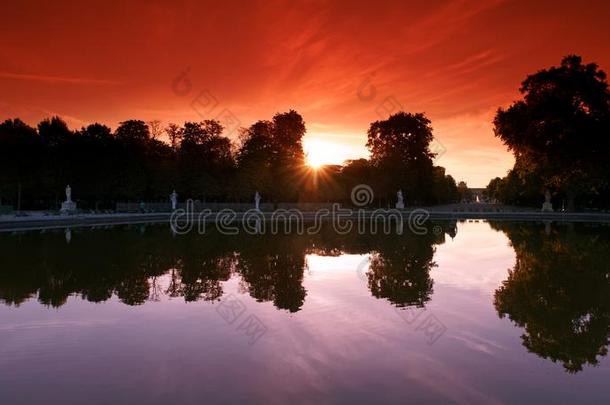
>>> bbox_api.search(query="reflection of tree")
[308,225,443,307]
[165,268,183,298]
[0,226,304,310]
[364,230,440,307]
[0,227,226,307]
[116,277,150,306]
[492,222,610,373]
[179,256,235,302]
[0,222,448,312]
[237,236,307,313]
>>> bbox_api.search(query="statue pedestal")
[541,202,553,212]
[395,202,404,209]
[60,201,77,214]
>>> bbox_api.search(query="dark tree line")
[0,110,458,210]
[0,222,447,311]
[487,55,610,210]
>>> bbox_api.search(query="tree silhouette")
[0,119,41,210]
[0,109,459,209]
[236,120,275,199]
[367,112,455,206]
[493,55,610,210]
[492,222,610,373]
[0,222,452,312]
[178,120,234,200]
[432,166,459,204]
[236,234,308,313]
[363,228,440,307]
[269,110,307,202]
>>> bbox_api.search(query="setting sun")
[304,138,366,168]
[4,1,610,403]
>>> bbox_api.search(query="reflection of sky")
[1,222,610,403]
[432,221,515,293]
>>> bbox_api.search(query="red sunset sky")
[2,0,610,186]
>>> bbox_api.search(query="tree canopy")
[366,112,457,205]
[0,110,458,210]
[492,55,610,210]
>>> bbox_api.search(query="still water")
[1,221,609,403]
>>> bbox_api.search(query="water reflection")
[366,232,438,307]
[2,221,610,375]
[491,221,610,373]
[0,224,445,311]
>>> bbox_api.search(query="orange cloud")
[1,0,610,186]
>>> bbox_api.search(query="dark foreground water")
[1,221,610,404]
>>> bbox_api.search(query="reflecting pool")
[1,221,610,403]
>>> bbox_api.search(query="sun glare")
[306,152,327,168]
[304,139,349,168]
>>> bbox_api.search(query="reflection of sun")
[304,139,346,168]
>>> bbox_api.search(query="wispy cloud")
[0,71,121,85]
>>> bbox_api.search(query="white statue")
[170,190,178,211]
[541,190,553,212]
[254,191,261,211]
[60,185,77,214]
[395,189,404,209]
